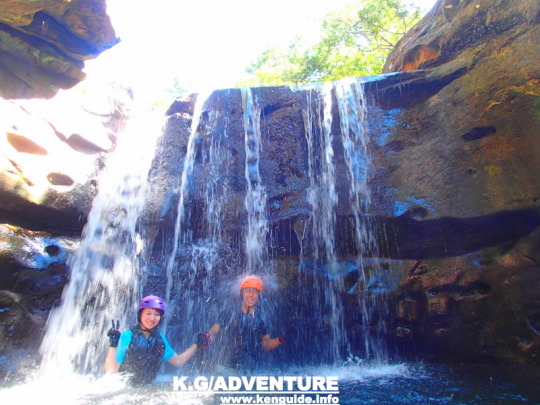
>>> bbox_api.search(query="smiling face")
[241,287,260,310]
[139,308,162,331]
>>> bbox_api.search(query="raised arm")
[104,320,121,373]
[208,323,220,336]
[261,334,283,351]
[167,343,198,367]
[104,347,120,373]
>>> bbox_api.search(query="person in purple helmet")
[104,295,209,385]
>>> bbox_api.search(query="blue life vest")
[119,327,165,385]
[221,309,267,371]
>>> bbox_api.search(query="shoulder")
[159,333,176,361]
[119,330,133,345]
[158,333,174,351]
[159,333,170,345]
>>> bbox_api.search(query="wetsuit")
[216,308,268,372]
[116,327,175,385]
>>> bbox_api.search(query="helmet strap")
[139,324,159,336]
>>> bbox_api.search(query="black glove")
[196,332,211,349]
[278,325,296,344]
[107,320,121,347]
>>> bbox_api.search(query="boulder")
[0,81,133,233]
[0,0,118,99]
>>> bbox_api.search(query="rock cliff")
[0,0,539,376]
[0,0,118,99]
[0,0,127,378]
[146,0,540,365]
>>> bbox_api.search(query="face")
[140,308,161,330]
[242,287,260,307]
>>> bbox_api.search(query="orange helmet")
[240,276,263,291]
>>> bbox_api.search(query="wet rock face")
[0,83,132,233]
[0,0,118,99]
[0,289,46,382]
[0,224,78,381]
[147,0,540,365]
[0,224,76,288]
[394,229,540,364]
[376,0,540,364]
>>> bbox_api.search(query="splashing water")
[38,109,161,377]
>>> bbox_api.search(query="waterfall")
[156,89,274,368]
[300,83,348,363]
[157,90,237,354]
[35,80,386,381]
[241,88,269,274]
[335,79,388,362]
[38,110,161,376]
[297,79,388,364]
[160,91,211,332]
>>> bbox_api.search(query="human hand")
[107,320,121,347]
[196,332,211,349]
[278,325,296,344]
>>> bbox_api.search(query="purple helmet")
[138,295,166,313]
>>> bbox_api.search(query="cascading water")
[335,78,389,363]
[295,79,389,365]
[154,91,238,361]
[3,80,538,405]
[159,91,211,332]
[38,110,162,376]
[241,88,269,275]
[300,83,348,364]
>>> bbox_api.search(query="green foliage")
[145,76,188,113]
[167,76,188,98]
[238,0,423,87]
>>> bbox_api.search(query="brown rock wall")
[0,0,118,98]
[379,0,540,364]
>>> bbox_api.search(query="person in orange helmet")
[201,276,285,373]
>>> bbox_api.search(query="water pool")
[1,362,538,404]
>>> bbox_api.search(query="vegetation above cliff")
[236,0,423,87]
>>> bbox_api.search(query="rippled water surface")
[2,363,539,405]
